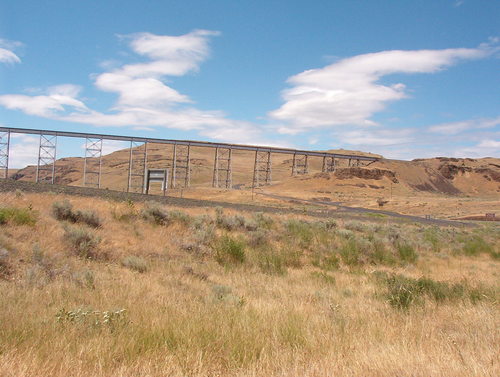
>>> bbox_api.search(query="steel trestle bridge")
[0,126,379,193]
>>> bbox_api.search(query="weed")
[214,235,246,266]
[371,240,396,265]
[256,249,287,275]
[339,238,361,266]
[252,212,274,229]
[462,236,494,257]
[381,273,495,310]
[211,284,245,306]
[122,256,148,273]
[247,229,270,248]
[141,202,171,226]
[169,210,192,226]
[284,220,314,248]
[0,206,37,226]
[310,271,336,285]
[0,248,12,279]
[56,308,127,328]
[63,225,101,259]
[396,243,418,264]
[52,200,101,228]
[72,269,96,289]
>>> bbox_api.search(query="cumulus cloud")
[0,30,272,145]
[270,42,497,134]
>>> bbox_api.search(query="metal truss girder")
[127,141,148,193]
[252,150,272,187]
[212,147,232,189]
[292,153,308,175]
[0,127,379,163]
[0,131,10,179]
[36,134,57,184]
[83,137,103,188]
[172,144,190,189]
[322,156,336,173]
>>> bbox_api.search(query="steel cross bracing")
[253,150,272,187]
[36,134,57,184]
[0,127,379,163]
[0,131,10,179]
[127,141,148,193]
[322,156,336,172]
[292,153,308,175]
[83,138,103,188]
[172,144,190,189]
[212,147,232,189]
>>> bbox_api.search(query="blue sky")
[0,0,499,166]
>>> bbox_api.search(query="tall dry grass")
[0,191,498,376]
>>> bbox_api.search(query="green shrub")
[52,200,101,228]
[121,256,148,273]
[339,239,361,266]
[252,212,274,229]
[215,208,247,230]
[63,225,101,259]
[381,273,494,310]
[247,229,270,248]
[0,206,37,226]
[141,202,171,226]
[169,210,192,226]
[371,240,396,265]
[284,220,314,248]
[396,243,418,264]
[214,235,246,266]
[463,236,494,256]
[256,249,286,275]
[311,250,340,271]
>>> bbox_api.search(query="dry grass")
[0,191,498,376]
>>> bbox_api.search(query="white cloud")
[8,134,39,168]
[0,30,271,145]
[270,42,497,133]
[335,128,415,147]
[0,38,22,64]
[428,117,500,135]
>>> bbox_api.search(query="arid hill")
[11,144,500,199]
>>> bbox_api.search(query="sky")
[0,0,499,167]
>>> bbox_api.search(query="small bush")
[339,239,361,266]
[169,210,192,226]
[0,206,37,226]
[121,256,148,273]
[285,220,314,248]
[371,240,396,265]
[256,249,287,275]
[463,236,494,257]
[111,202,138,222]
[141,202,170,226]
[247,229,270,248]
[381,273,494,310]
[0,248,12,279]
[215,208,247,231]
[253,212,274,229]
[52,200,75,222]
[214,235,246,266]
[52,200,101,228]
[397,243,418,264]
[63,225,101,259]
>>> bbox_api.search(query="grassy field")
[0,190,498,376]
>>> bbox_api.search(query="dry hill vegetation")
[0,190,499,376]
[11,144,500,219]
